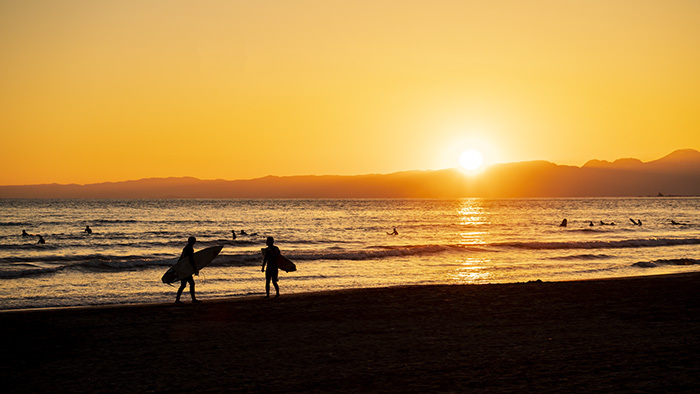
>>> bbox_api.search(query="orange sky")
[2,0,700,185]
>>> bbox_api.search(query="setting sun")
[459,149,484,171]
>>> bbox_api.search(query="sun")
[459,149,484,171]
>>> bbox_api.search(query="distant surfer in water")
[559,219,568,227]
[231,230,237,240]
[387,227,398,235]
[261,236,280,298]
[176,236,201,304]
[37,235,45,244]
[22,230,30,236]
[84,226,92,235]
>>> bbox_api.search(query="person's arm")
[261,248,268,272]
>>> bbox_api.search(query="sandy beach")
[2,273,699,393]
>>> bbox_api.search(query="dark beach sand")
[2,273,699,393]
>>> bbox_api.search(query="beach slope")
[2,273,699,392]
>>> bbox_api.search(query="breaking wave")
[496,237,700,250]
[632,258,700,268]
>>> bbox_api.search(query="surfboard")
[161,245,223,284]
[261,248,297,272]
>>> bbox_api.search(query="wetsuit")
[263,245,280,296]
[177,243,197,302]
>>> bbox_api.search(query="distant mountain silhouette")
[2,149,699,198]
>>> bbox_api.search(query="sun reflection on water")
[458,199,489,245]
[452,200,493,283]
[450,258,492,284]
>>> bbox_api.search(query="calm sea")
[1,198,699,310]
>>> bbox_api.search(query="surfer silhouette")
[22,229,30,236]
[261,236,280,298]
[387,227,399,235]
[231,230,237,240]
[37,235,45,244]
[176,236,201,304]
[559,219,568,227]
[84,226,92,235]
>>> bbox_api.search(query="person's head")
[188,236,196,245]
[266,236,274,246]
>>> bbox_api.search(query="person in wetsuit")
[176,236,201,304]
[261,236,280,298]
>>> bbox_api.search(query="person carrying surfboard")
[261,236,281,298]
[176,236,201,304]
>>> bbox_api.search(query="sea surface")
[1,198,699,310]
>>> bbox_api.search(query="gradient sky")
[2,0,700,185]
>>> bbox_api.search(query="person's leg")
[272,270,279,297]
[188,276,198,302]
[265,273,271,297]
[176,279,187,303]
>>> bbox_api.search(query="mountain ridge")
[2,149,699,198]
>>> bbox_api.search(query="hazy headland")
[2,149,699,198]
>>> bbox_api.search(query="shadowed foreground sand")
[2,273,699,393]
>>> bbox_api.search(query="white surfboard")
[161,245,223,284]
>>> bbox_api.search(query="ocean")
[1,198,699,310]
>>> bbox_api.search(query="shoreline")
[3,272,699,392]
[2,271,699,314]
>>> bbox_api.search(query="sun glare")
[459,149,484,171]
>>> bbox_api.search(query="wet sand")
[2,273,699,393]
